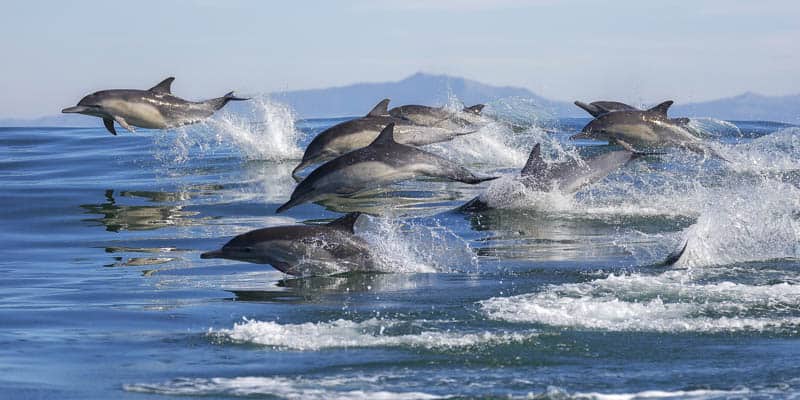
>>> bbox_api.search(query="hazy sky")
[1,0,798,117]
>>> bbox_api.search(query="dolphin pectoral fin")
[113,116,135,133]
[463,104,485,115]
[460,174,499,184]
[103,118,117,135]
[670,117,691,126]
[616,139,665,158]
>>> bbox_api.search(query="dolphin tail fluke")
[207,92,251,111]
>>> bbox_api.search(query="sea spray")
[152,96,304,166]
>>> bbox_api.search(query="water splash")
[151,96,304,165]
[357,215,479,274]
[208,96,304,161]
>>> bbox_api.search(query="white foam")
[481,269,800,333]
[124,376,445,399]
[211,318,534,351]
[570,388,751,400]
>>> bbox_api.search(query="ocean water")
[1,98,800,399]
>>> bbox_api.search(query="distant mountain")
[673,92,800,123]
[271,72,575,118]
[2,73,797,126]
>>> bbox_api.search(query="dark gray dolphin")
[61,77,249,135]
[459,142,643,212]
[292,99,479,180]
[574,100,692,125]
[201,212,374,276]
[389,103,486,128]
[574,100,638,117]
[279,123,498,213]
[570,100,719,158]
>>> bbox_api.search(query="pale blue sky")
[1,0,798,117]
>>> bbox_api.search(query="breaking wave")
[209,317,535,351]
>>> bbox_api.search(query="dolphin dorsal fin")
[463,104,485,114]
[327,212,362,233]
[366,99,390,117]
[647,100,673,116]
[521,143,547,176]
[149,77,175,94]
[369,123,397,146]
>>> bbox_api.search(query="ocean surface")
[1,99,799,399]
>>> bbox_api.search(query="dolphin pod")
[292,99,485,180]
[62,77,249,135]
[61,80,695,275]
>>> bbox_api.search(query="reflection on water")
[229,273,432,303]
[467,209,690,262]
[80,189,205,232]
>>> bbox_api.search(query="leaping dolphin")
[459,142,645,212]
[573,100,692,125]
[573,100,638,117]
[62,77,249,135]
[389,103,487,129]
[570,100,722,159]
[201,212,375,276]
[278,123,498,213]
[292,99,479,180]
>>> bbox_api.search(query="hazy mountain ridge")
[3,73,798,126]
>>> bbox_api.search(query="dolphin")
[574,100,692,125]
[278,123,498,213]
[389,103,487,128]
[570,100,719,158]
[292,99,479,180]
[61,77,249,135]
[573,100,638,117]
[201,212,375,276]
[459,142,644,212]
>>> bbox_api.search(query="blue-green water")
[1,100,799,399]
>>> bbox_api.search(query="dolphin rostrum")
[201,212,375,276]
[389,103,486,129]
[570,100,720,158]
[278,123,498,213]
[292,99,479,180]
[459,142,644,212]
[62,77,249,135]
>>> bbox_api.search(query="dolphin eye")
[242,247,253,253]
